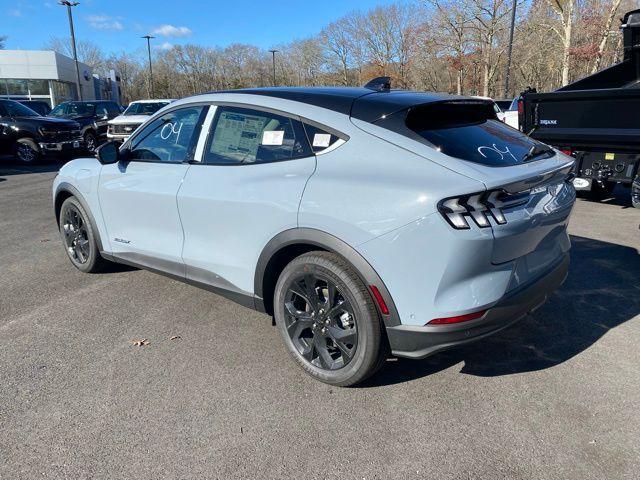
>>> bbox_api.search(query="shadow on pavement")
[361,235,640,387]
[577,184,633,209]
[0,155,67,178]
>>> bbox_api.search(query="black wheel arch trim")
[54,182,105,252]
[254,228,401,327]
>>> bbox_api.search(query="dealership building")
[0,50,121,107]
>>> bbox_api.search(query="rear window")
[405,102,547,166]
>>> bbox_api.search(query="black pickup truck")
[521,9,640,207]
[0,99,83,163]
[48,100,121,152]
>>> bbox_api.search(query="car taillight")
[438,190,528,230]
[560,148,572,156]
[427,309,487,325]
[517,99,524,115]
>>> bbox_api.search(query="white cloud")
[156,42,174,51]
[87,14,124,31]
[151,24,192,38]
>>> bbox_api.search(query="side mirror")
[96,141,120,164]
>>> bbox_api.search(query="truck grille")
[42,130,82,141]
[109,124,138,135]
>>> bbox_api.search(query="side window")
[97,104,109,118]
[0,103,7,117]
[303,123,343,153]
[203,106,311,165]
[128,106,205,163]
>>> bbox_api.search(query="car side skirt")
[100,251,258,311]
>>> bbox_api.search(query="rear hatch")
[353,97,576,265]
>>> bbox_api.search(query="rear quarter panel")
[299,125,485,247]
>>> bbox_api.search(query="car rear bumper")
[386,253,569,359]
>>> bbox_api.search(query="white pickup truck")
[107,99,175,142]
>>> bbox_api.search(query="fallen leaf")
[133,339,149,347]
[40,239,50,243]
[169,335,181,341]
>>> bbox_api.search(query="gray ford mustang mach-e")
[53,81,576,385]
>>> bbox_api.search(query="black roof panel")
[235,87,373,116]
[228,87,466,122]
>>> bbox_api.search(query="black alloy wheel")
[274,251,386,386]
[284,272,358,370]
[61,204,90,264]
[15,139,40,163]
[58,196,107,273]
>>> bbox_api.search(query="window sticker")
[262,130,285,146]
[211,112,266,161]
[313,133,331,148]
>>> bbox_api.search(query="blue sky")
[2,0,401,55]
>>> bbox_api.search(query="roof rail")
[363,76,391,92]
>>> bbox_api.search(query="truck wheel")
[273,251,387,386]
[632,175,640,209]
[84,131,98,153]
[14,138,42,164]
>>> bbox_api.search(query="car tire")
[632,175,640,209]
[14,138,41,164]
[84,131,98,153]
[274,251,387,386]
[58,196,108,273]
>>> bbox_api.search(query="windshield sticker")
[262,130,284,146]
[313,133,331,148]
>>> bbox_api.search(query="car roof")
[215,87,465,122]
[129,99,175,104]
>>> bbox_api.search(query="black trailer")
[521,9,640,207]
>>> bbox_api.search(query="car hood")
[50,114,96,122]
[108,114,149,125]
[20,116,81,129]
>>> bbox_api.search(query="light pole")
[142,35,155,97]
[269,49,278,86]
[59,1,83,101]
[504,0,517,98]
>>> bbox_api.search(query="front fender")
[53,182,106,252]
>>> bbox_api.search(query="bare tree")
[426,0,475,94]
[322,18,354,85]
[545,0,577,86]
[32,1,626,103]
[591,0,623,73]
[44,37,107,75]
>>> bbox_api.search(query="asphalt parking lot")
[1,159,639,479]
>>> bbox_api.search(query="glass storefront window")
[51,80,77,103]
[6,79,28,95]
[28,80,49,95]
